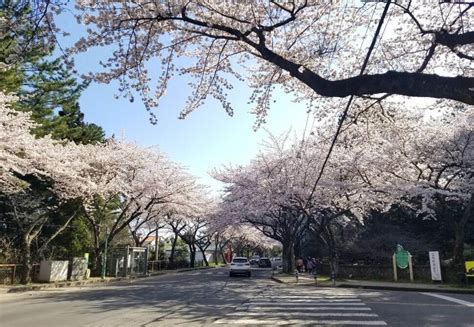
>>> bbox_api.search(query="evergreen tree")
[0,1,105,144]
[0,1,105,269]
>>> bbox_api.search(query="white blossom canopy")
[69,0,473,124]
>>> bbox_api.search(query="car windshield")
[260,259,270,262]
[233,258,248,263]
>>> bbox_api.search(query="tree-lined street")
[1,1,473,325]
[1,268,473,326]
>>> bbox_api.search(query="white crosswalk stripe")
[214,288,387,325]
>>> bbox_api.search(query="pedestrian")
[311,258,318,276]
[307,258,314,274]
[296,258,304,273]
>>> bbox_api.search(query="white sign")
[429,251,442,281]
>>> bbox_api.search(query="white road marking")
[248,301,366,306]
[214,289,387,325]
[286,291,357,298]
[214,319,387,325]
[255,296,361,303]
[237,306,372,311]
[227,312,379,317]
[420,292,474,307]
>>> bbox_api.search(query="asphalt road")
[0,267,473,326]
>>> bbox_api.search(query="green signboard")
[395,244,409,269]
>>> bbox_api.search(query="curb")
[5,277,127,293]
[270,275,474,294]
[271,275,284,283]
[337,283,474,295]
[2,266,217,294]
[271,275,333,286]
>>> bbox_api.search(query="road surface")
[1,267,473,326]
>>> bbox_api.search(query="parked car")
[249,255,260,266]
[271,257,282,269]
[229,257,251,277]
[258,257,272,268]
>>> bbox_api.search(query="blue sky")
[79,78,310,193]
[56,11,311,194]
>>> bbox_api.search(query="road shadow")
[21,268,274,326]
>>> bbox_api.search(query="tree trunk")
[219,247,226,264]
[322,226,340,277]
[282,240,295,274]
[92,248,103,277]
[214,236,219,265]
[198,246,209,266]
[452,194,473,269]
[328,250,340,277]
[169,235,178,268]
[20,238,32,284]
[189,244,196,268]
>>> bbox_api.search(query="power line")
[306,0,393,207]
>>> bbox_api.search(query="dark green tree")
[0,2,106,279]
[1,1,105,144]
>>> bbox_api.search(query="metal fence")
[0,264,40,285]
[147,260,206,272]
[320,263,461,283]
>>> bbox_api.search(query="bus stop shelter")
[107,246,148,277]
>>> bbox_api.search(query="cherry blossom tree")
[343,103,473,267]
[166,212,188,267]
[66,0,472,124]
[79,140,202,273]
[128,209,166,247]
[161,189,215,267]
[214,123,407,273]
[0,92,99,283]
[214,134,323,273]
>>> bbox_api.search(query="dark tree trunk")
[282,240,295,274]
[198,246,209,266]
[169,234,179,267]
[189,244,196,268]
[328,250,340,277]
[219,247,227,264]
[321,226,340,277]
[20,238,32,284]
[213,236,219,265]
[201,248,209,266]
[294,239,301,258]
[92,248,103,277]
[452,194,473,269]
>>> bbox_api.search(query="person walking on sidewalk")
[311,258,318,276]
[307,258,314,274]
[296,258,304,273]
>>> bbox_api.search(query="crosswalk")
[214,288,387,325]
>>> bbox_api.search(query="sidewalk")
[271,273,474,294]
[0,266,216,294]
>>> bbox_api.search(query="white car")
[229,257,251,277]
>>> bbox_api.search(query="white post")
[392,254,398,281]
[408,254,414,282]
